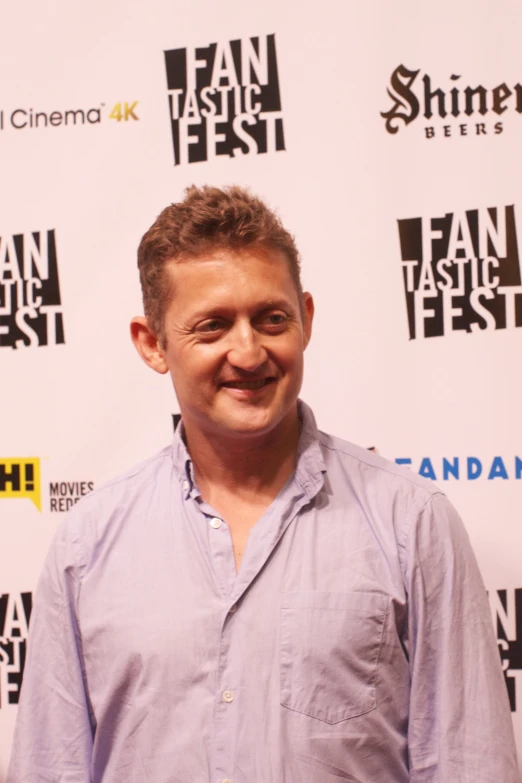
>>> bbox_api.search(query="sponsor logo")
[395,455,522,481]
[381,64,522,138]
[49,481,94,512]
[0,592,32,708]
[0,101,139,133]
[0,229,64,349]
[164,34,285,165]
[397,205,522,339]
[0,458,94,512]
[0,459,41,510]
[489,588,522,711]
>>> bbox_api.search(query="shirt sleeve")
[405,491,520,782]
[6,517,94,783]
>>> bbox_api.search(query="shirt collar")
[294,400,327,500]
[171,399,326,501]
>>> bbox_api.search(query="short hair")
[137,185,302,342]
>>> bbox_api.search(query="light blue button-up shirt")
[8,402,519,782]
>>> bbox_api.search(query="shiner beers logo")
[0,592,32,708]
[397,205,522,339]
[0,229,64,349]
[164,34,285,165]
[381,64,522,138]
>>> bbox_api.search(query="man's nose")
[226,322,268,372]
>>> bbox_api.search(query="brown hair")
[137,185,302,342]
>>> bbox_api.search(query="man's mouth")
[220,378,275,391]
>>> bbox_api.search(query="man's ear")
[302,292,314,349]
[130,316,169,374]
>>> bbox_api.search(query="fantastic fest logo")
[0,229,64,349]
[0,458,93,512]
[164,34,285,165]
[381,64,522,138]
[397,205,522,339]
[489,588,522,711]
[0,592,32,708]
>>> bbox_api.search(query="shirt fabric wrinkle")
[6,399,519,783]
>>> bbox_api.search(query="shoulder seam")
[318,433,443,499]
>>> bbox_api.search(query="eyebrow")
[190,299,296,321]
[256,299,295,311]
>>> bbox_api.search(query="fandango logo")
[395,455,522,481]
[381,64,522,138]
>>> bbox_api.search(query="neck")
[183,408,301,501]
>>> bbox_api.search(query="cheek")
[274,337,305,368]
[172,345,223,383]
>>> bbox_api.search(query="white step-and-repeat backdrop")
[1,0,521,777]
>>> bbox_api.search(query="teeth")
[224,379,268,390]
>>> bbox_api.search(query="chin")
[215,409,281,438]
[223,417,275,436]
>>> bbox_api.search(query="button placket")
[205,513,237,598]
[213,602,240,783]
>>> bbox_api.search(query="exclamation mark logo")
[25,464,34,492]
[0,458,41,510]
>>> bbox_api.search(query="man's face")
[157,246,313,443]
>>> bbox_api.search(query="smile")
[220,378,275,391]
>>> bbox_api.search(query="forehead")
[165,247,298,305]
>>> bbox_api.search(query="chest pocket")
[280,591,389,724]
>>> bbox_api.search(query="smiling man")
[131,216,313,572]
[8,186,519,783]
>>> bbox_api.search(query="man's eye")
[197,319,225,334]
[263,313,287,327]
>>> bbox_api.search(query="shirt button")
[221,779,232,783]
[182,480,189,492]
[229,604,237,613]
[210,517,222,529]
[222,690,234,703]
